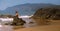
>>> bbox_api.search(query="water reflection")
[0,25,13,31]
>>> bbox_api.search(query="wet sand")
[14,25,60,31]
[14,19,60,31]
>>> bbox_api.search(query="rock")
[11,16,26,26]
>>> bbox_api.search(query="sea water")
[0,18,37,31]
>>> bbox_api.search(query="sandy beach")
[14,24,60,31]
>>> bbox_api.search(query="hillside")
[0,3,58,16]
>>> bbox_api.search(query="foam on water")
[0,15,37,31]
[0,25,13,31]
[19,15,32,18]
[0,25,2,27]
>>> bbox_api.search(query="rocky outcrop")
[31,8,60,25]
[11,16,26,26]
[32,8,60,20]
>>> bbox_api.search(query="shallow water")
[0,25,13,31]
[22,18,37,28]
[0,18,37,31]
[0,18,60,31]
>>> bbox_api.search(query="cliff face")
[31,8,60,25]
[33,8,60,20]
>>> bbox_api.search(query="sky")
[0,0,60,10]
